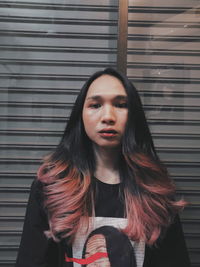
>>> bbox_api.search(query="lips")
[98,129,118,138]
[99,129,117,134]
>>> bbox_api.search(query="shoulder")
[28,179,47,211]
[31,178,44,191]
[30,179,44,197]
[144,215,190,267]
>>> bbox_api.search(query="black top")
[15,179,191,267]
[93,177,124,217]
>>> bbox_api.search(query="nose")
[101,105,116,124]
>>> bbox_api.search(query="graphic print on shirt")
[65,217,145,267]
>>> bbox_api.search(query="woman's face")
[82,75,128,149]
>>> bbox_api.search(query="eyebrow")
[86,95,127,101]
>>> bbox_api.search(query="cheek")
[82,111,97,138]
[82,109,91,129]
[119,111,128,126]
[83,110,98,127]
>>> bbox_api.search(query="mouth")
[98,129,118,138]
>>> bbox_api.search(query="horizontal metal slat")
[128,34,200,42]
[129,76,200,84]
[0,16,118,25]
[128,7,195,14]
[0,59,116,66]
[128,48,200,56]
[0,2,118,11]
[0,129,199,138]
[128,21,200,28]
[1,101,200,110]
[0,157,200,166]
[127,62,200,70]
[0,30,118,39]
[1,115,200,124]
[1,143,200,152]
[0,44,117,53]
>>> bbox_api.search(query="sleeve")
[15,180,61,267]
[143,215,191,267]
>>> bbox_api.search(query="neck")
[93,145,121,184]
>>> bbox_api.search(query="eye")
[115,102,128,108]
[89,103,101,109]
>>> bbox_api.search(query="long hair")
[37,67,186,244]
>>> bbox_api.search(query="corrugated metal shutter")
[127,0,200,266]
[0,0,119,265]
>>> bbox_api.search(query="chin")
[98,142,121,149]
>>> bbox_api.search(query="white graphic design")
[71,217,145,267]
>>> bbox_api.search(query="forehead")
[86,74,127,97]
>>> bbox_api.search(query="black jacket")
[15,180,191,267]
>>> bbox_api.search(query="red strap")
[65,252,108,264]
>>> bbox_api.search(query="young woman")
[15,68,190,267]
